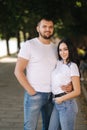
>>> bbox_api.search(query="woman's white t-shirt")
[51,60,80,95]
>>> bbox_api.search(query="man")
[14,17,72,130]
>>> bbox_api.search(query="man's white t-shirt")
[51,60,80,95]
[18,38,57,92]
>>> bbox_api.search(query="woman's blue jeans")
[48,99,78,130]
[24,91,53,130]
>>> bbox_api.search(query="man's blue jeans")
[48,99,78,130]
[24,91,53,130]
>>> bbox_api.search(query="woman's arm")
[55,76,81,104]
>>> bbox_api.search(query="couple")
[14,17,81,130]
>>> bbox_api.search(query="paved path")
[0,56,87,130]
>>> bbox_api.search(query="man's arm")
[14,57,36,95]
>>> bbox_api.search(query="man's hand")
[28,87,37,96]
[61,82,73,93]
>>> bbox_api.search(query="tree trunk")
[6,37,10,56]
[17,31,20,52]
[23,30,26,41]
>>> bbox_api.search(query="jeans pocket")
[55,102,66,111]
[24,91,42,107]
[65,99,78,114]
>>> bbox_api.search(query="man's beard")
[39,32,53,39]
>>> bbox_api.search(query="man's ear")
[36,26,39,33]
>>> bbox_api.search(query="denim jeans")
[24,91,53,130]
[48,99,78,130]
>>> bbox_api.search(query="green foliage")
[0,0,87,40]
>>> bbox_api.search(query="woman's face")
[59,42,69,62]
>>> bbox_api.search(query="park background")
[0,0,87,57]
[0,0,87,130]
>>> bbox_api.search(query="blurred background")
[0,0,87,130]
[0,0,87,57]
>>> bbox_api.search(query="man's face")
[37,19,54,39]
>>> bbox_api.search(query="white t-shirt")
[18,38,57,92]
[51,60,80,95]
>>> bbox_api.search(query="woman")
[48,38,81,130]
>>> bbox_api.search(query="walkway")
[0,56,87,130]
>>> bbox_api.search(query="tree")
[0,0,87,54]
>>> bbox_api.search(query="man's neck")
[38,37,51,45]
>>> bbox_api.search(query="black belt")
[53,92,66,98]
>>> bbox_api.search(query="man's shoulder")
[51,42,58,47]
[22,38,37,47]
[26,37,37,44]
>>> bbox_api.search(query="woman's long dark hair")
[57,37,80,67]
